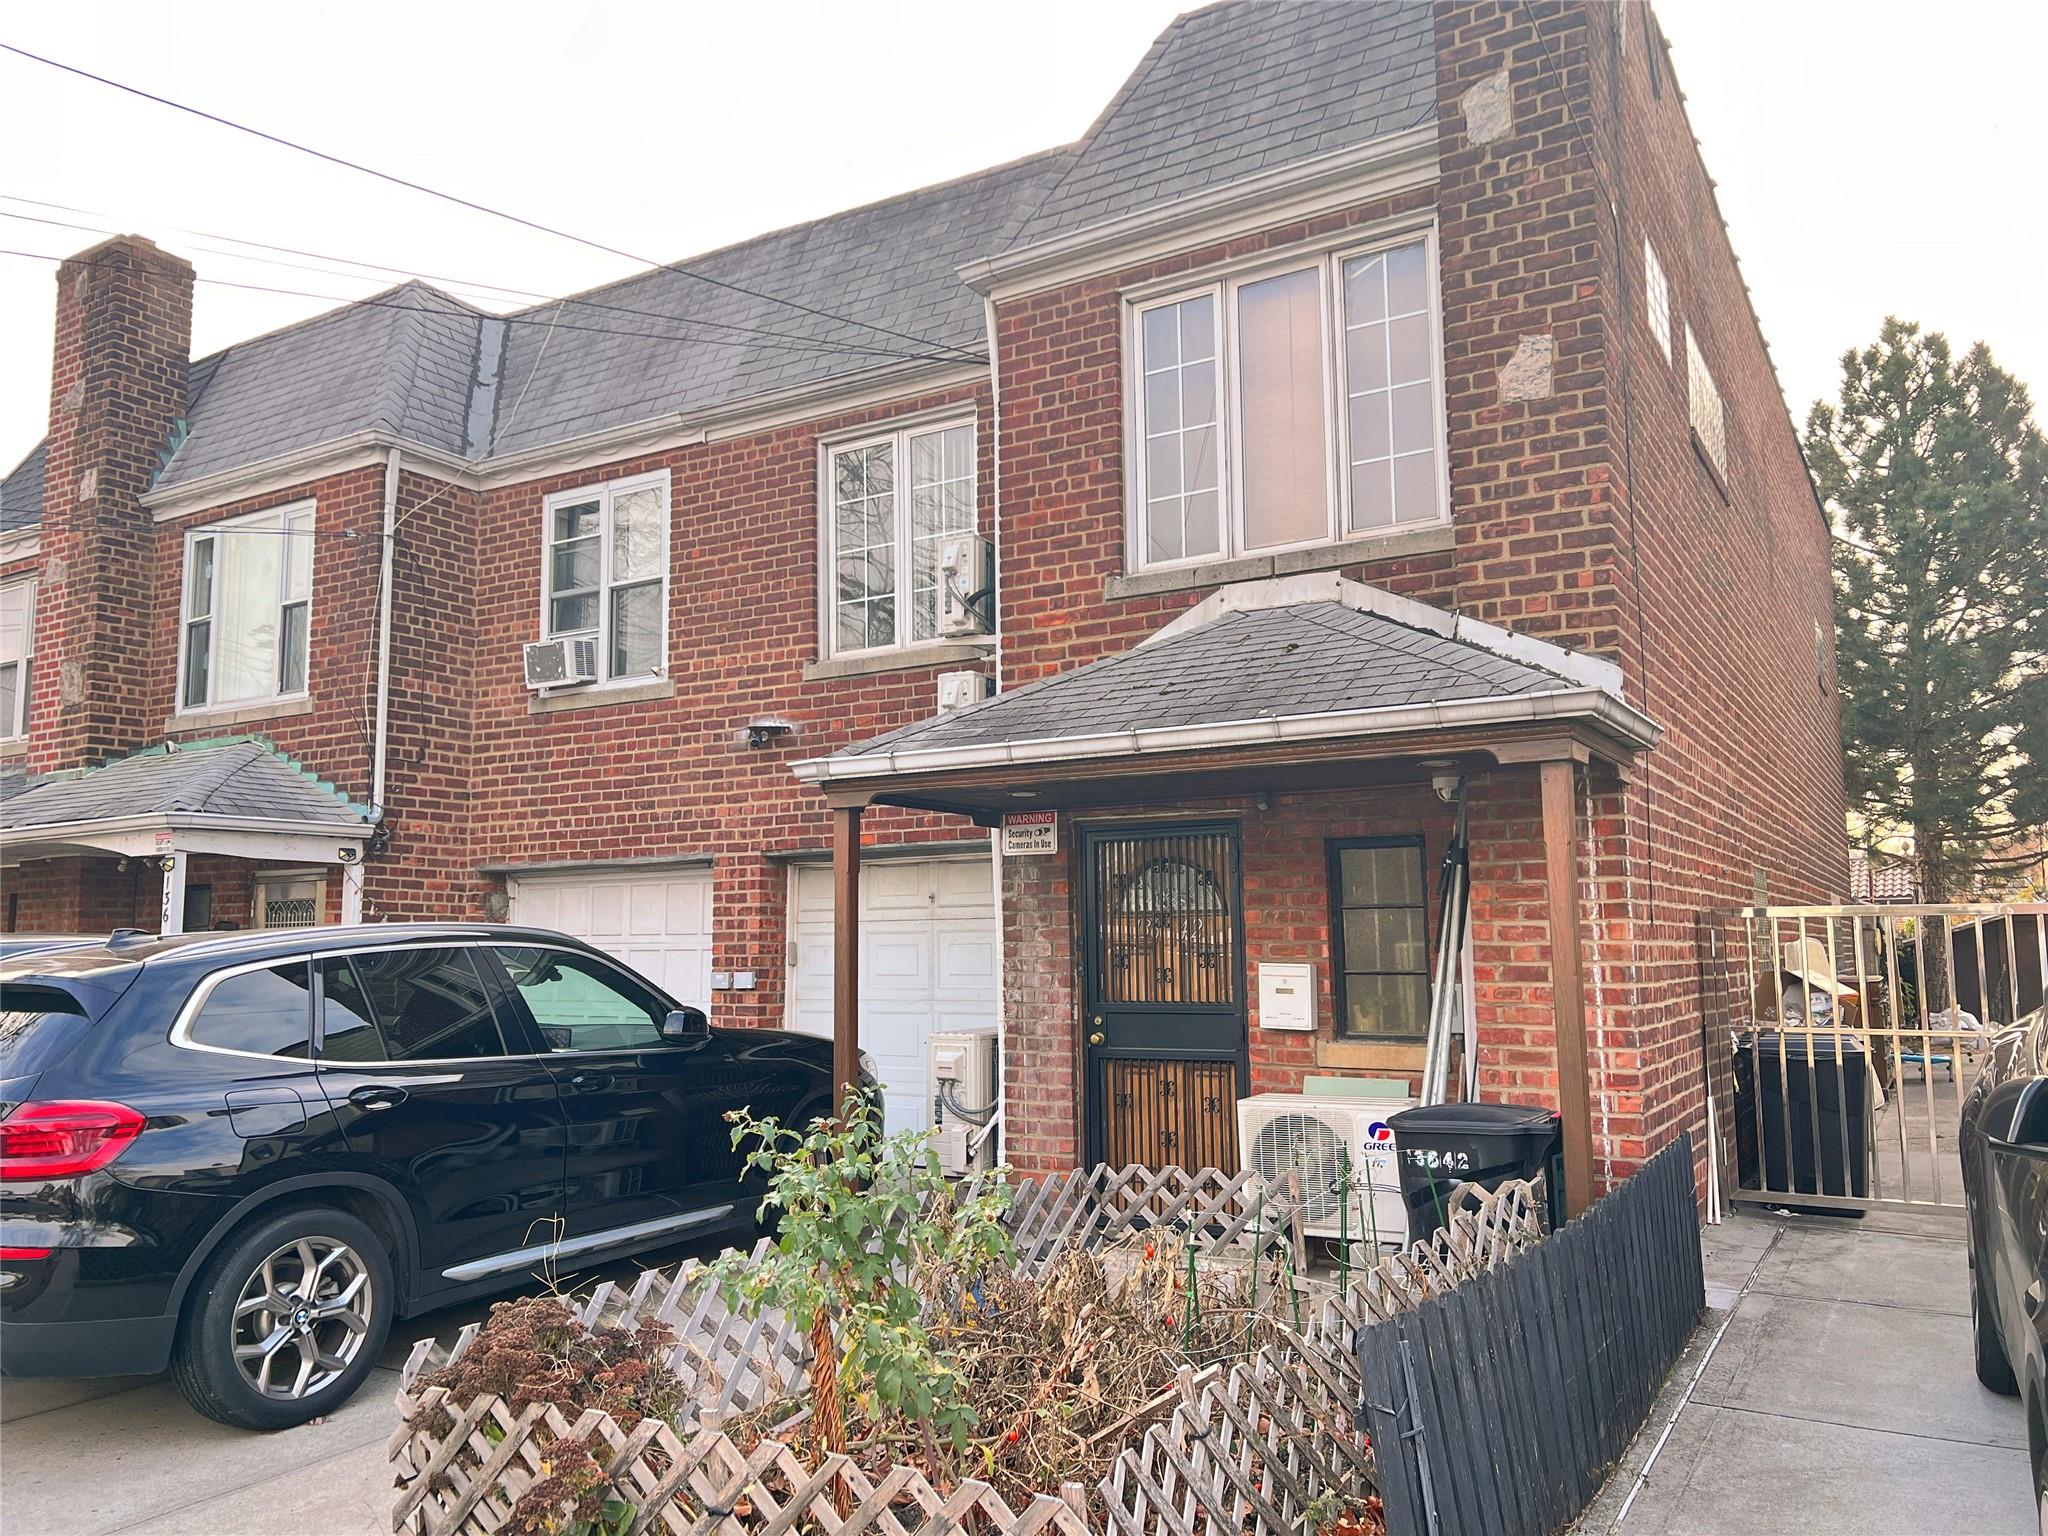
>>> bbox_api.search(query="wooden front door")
[1082,823,1248,1171]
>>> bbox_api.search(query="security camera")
[1432,771,1464,803]
[337,846,360,864]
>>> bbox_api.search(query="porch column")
[340,858,365,924]
[831,803,863,1112]
[157,848,187,936]
[1539,758,1595,1217]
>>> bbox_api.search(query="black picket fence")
[1356,1133,1704,1536]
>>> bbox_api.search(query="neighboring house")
[0,1,1847,1193]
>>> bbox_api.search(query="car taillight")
[0,1247,51,1261]
[0,1101,147,1179]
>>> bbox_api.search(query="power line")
[0,247,976,367]
[0,42,986,364]
[0,204,974,364]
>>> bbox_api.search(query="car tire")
[170,1205,395,1430]
[1975,1257,2021,1397]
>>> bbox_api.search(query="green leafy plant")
[710,1089,1014,1460]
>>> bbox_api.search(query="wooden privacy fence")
[390,1168,1545,1535]
[1355,1135,1703,1536]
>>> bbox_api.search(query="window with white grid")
[1644,237,1672,362]
[0,580,31,740]
[823,419,975,655]
[1685,324,1728,481]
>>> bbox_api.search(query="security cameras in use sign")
[1001,811,1057,856]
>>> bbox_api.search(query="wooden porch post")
[1540,758,1596,1217]
[831,803,863,1112]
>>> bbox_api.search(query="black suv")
[0,924,853,1428]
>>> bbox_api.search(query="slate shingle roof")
[837,601,1577,761]
[0,3,1433,523]
[1006,1,1436,248]
[0,740,371,831]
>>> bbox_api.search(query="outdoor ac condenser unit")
[1236,1092,1414,1245]
[927,1029,998,1176]
[523,635,599,690]
[936,533,993,638]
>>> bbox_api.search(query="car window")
[496,945,667,1052]
[185,963,315,1059]
[346,948,506,1061]
[317,956,387,1063]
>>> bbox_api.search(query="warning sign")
[1001,810,1058,856]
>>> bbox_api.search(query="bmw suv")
[0,924,855,1428]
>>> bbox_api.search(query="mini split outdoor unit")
[927,1029,998,1176]
[523,635,599,690]
[1236,1092,1415,1246]
[936,533,993,639]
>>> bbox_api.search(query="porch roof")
[0,739,372,844]
[793,576,1660,809]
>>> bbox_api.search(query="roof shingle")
[0,740,372,831]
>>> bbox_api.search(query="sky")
[2,0,2044,481]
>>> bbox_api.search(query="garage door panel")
[864,862,931,915]
[509,869,713,1013]
[933,860,994,910]
[934,924,996,996]
[628,885,668,936]
[865,931,930,988]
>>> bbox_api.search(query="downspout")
[977,293,1007,1162]
[371,448,400,811]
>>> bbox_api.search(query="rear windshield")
[0,985,92,1078]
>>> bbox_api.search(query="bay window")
[1129,230,1445,573]
[180,502,313,712]
[823,418,975,655]
[542,471,669,683]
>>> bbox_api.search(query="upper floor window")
[1684,325,1728,482]
[180,502,313,712]
[0,579,32,740]
[1643,237,1672,362]
[543,471,668,684]
[822,419,975,655]
[1129,231,1445,573]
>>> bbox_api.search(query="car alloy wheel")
[229,1235,375,1400]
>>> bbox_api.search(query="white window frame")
[176,499,316,714]
[1123,224,1449,576]
[1643,237,1672,362]
[1684,324,1728,482]
[539,469,671,687]
[817,413,978,660]
[0,578,32,740]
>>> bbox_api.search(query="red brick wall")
[463,383,999,1029]
[27,237,192,773]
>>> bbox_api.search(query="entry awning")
[0,738,375,865]
[793,576,1660,814]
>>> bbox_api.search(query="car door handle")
[347,1085,408,1112]
[567,1072,612,1092]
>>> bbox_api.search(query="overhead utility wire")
[0,205,972,365]
[0,247,958,365]
[0,42,987,364]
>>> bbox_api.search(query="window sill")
[528,677,676,715]
[1105,524,1457,600]
[1315,1036,1427,1072]
[803,640,993,682]
[0,736,26,760]
[165,696,315,733]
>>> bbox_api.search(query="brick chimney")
[27,235,194,772]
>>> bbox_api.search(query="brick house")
[0,1,1845,1202]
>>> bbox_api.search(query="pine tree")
[1805,320,2047,900]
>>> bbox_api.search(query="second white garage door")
[788,856,997,1136]
[506,867,714,1011]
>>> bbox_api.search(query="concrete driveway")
[1581,1209,2033,1536]
[0,1234,733,1536]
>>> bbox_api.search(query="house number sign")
[1001,810,1057,856]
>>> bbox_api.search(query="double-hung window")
[1328,837,1432,1039]
[0,579,32,739]
[542,471,669,683]
[823,419,975,656]
[1129,230,1446,572]
[1684,325,1728,482]
[180,502,313,712]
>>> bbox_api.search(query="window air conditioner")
[937,533,993,638]
[524,635,599,690]
[1236,1091,1415,1245]
[927,1029,998,1175]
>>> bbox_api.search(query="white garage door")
[789,856,997,1136]
[507,867,714,1011]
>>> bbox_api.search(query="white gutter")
[142,430,474,519]
[1,811,369,841]
[371,449,400,812]
[791,688,1662,785]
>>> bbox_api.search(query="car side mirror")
[660,1007,710,1042]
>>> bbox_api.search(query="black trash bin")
[1732,1031,1869,1204]
[1387,1102,1564,1240]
